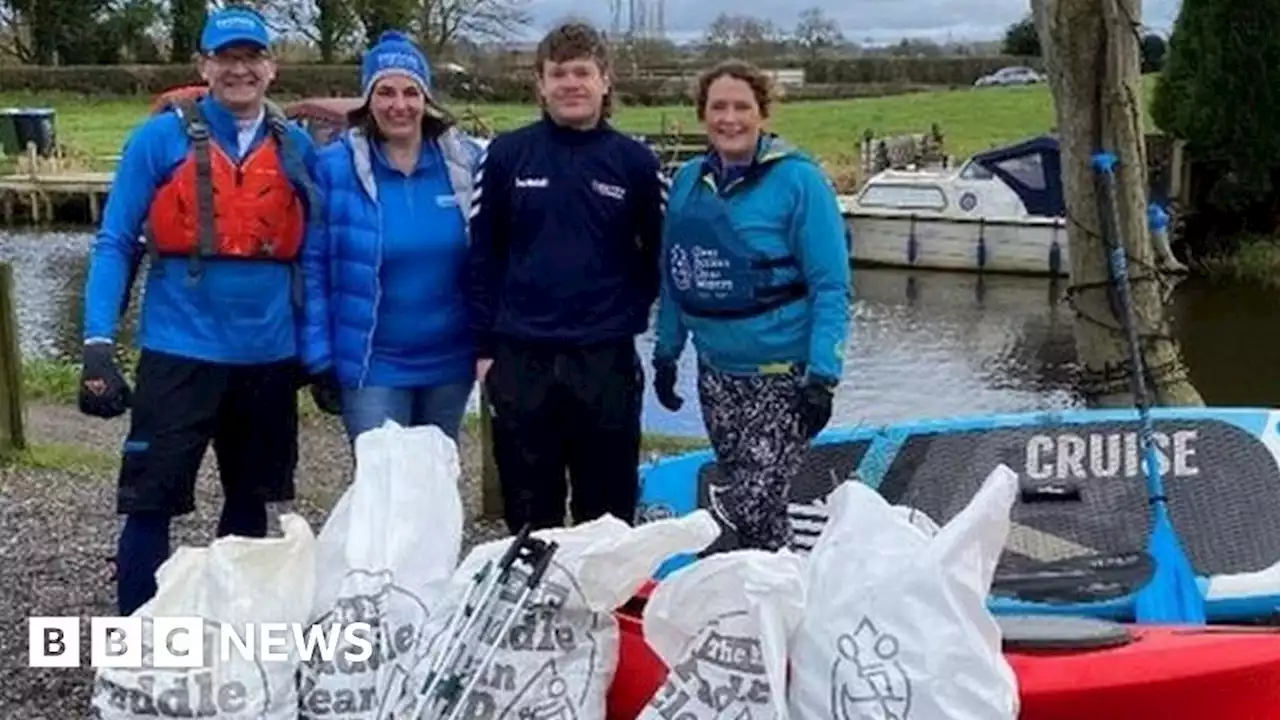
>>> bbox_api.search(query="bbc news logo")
[29,616,375,668]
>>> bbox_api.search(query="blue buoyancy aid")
[664,165,808,319]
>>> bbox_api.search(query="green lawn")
[0,76,1160,166]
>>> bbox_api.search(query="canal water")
[5,227,1280,438]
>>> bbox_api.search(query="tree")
[1139,32,1165,73]
[793,6,841,62]
[1032,0,1203,407]
[169,0,207,62]
[1003,13,1040,56]
[1151,0,1280,234]
[350,0,415,46]
[416,0,531,58]
[1,0,146,64]
[258,0,360,62]
[702,13,785,62]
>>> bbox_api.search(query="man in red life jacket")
[77,5,321,615]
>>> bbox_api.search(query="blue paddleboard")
[635,407,1280,623]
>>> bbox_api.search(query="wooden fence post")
[0,263,26,453]
[479,385,503,518]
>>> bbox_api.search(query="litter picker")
[383,523,559,719]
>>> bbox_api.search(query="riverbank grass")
[0,80,1162,169]
[16,357,707,469]
[1194,234,1280,289]
[0,440,119,474]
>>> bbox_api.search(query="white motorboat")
[841,134,1071,276]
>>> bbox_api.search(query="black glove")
[799,376,835,439]
[308,368,342,416]
[78,342,132,419]
[653,359,683,412]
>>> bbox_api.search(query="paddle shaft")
[1093,156,1166,502]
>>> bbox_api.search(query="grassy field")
[0,77,1159,168]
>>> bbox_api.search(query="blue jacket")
[653,136,851,383]
[82,95,317,364]
[299,126,483,388]
[466,116,666,354]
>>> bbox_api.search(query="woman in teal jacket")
[651,59,851,552]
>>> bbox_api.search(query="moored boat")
[841,134,1185,278]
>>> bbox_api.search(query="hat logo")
[376,52,422,70]
[216,16,258,29]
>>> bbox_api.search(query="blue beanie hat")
[361,30,432,102]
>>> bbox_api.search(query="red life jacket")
[144,97,309,268]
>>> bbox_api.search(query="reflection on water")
[3,228,1278,438]
[0,229,93,361]
[636,268,1086,436]
[1169,278,1280,407]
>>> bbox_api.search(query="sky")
[523,0,1181,44]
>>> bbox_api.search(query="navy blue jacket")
[466,115,667,354]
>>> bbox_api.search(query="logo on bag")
[831,617,911,719]
[645,610,772,717]
[415,560,600,720]
[298,574,433,719]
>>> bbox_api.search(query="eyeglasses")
[205,48,271,66]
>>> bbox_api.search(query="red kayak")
[608,581,1280,720]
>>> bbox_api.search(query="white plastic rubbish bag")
[298,421,466,719]
[639,548,807,720]
[89,513,318,720]
[393,510,721,720]
[788,465,1021,720]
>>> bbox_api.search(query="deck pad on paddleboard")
[636,408,1280,621]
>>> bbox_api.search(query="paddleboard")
[635,407,1280,622]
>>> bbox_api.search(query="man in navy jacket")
[467,21,667,532]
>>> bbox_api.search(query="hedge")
[0,56,1039,102]
[0,65,949,105]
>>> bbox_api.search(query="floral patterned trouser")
[697,363,809,551]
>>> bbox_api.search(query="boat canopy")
[970,134,1065,218]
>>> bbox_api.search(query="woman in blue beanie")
[299,30,485,444]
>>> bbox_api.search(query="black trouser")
[484,337,643,533]
[115,349,300,614]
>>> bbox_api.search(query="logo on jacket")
[515,176,548,188]
[669,246,692,291]
[435,194,458,208]
[591,180,626,200]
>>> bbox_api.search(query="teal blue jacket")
[652,135,851,382]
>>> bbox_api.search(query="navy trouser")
[115,349,299,615]
[484,337,643,533]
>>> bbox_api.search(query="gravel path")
[0,403,507,719]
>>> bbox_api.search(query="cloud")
[524,0,1180,43]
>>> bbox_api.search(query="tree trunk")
[1032,0,1204,407]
